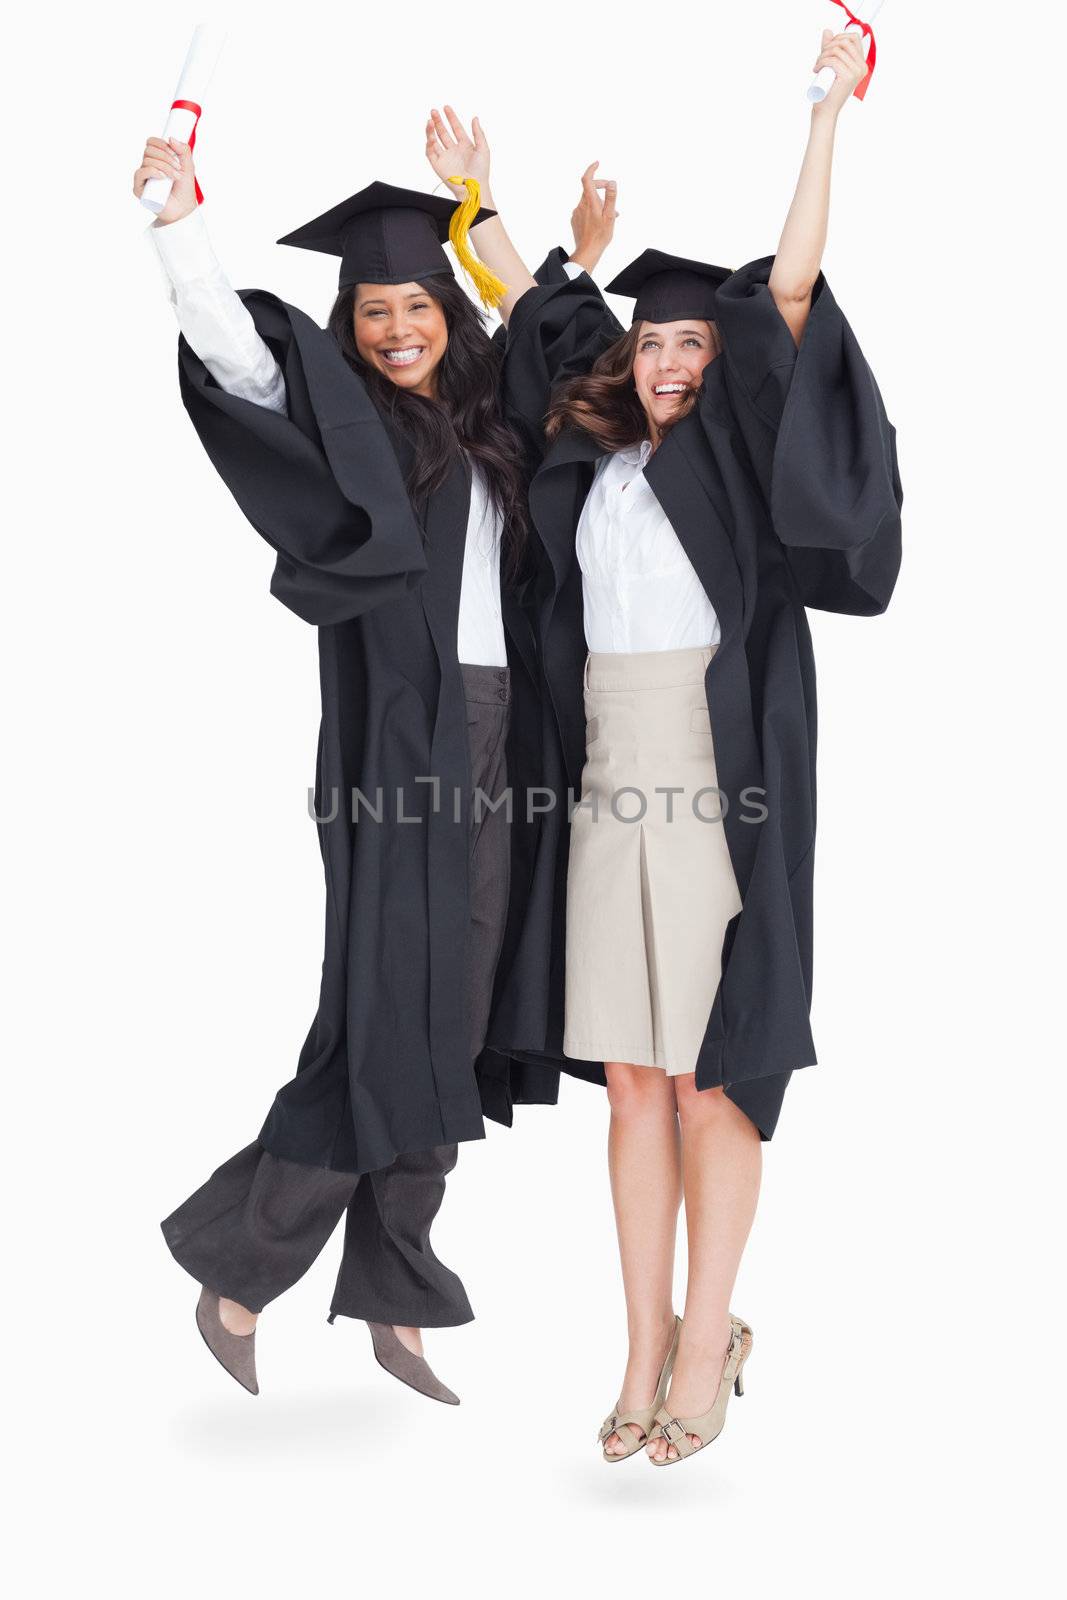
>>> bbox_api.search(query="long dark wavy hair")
[546,321,721,451]
[328,274,528,583]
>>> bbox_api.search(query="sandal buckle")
[660,1417,685,1444]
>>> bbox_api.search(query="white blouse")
[149,206,508,668]
[577,439,721,654]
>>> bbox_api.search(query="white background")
[6,3,1063,1595]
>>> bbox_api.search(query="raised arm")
[514,163,621,290]
[766,28,870,346]
[711,30,900,616]
[134,137,427,626]
[568,162,619,275]
[424,108,616,324]
[424,106,534,324]
[134,135,286,412]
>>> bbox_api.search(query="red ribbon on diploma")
[827,0,877,100]
[171,99,205,203]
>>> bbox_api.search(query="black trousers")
[161,664,512,1327]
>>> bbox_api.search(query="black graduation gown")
[502,253,902,1138]
[175,288,567,1175]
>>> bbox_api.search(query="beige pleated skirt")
[563,646,743,1076]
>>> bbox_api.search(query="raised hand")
[132,136,199,225]
[570,162,619,275]
[812,27,870,114]
[425,106,493,204]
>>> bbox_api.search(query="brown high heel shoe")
[366,1323,460,1406]
[195,1287,259,1395]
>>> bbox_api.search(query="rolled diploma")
[141,24,226,214]
[806,0,885,102]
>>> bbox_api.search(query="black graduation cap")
[605,249,733,325]
[277,180,497,291]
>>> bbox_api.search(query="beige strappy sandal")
[598,1315,681,1463]
[647,1314,753,1466]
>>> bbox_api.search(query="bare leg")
[647,1078,761,1461]
[601,1061,682,1455]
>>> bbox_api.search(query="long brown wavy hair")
[545,320,721,452]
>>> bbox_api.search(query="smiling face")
[631,319,720,443]
[353,281,449,397]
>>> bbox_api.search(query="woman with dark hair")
[443,30,902,1466]
[133,128,615,1401]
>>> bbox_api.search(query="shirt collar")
[617,438,653,469]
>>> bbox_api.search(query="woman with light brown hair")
[433,26,902,1466]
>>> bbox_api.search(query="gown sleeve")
[502,251,624,454]
[489,247,588,354]
[177,289,428,626]
[713,255,902,616]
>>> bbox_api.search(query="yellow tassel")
[447,175,508,311]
